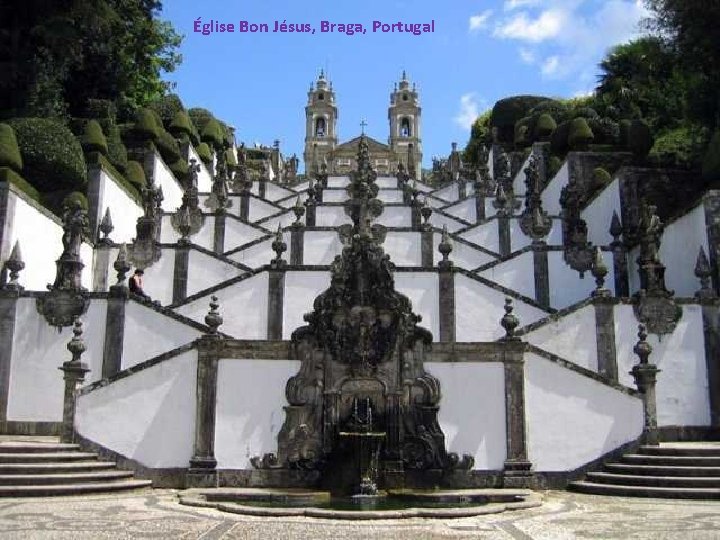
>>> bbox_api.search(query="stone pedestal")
[59,361,89,444]
[532,243,550,309]
[593,296,618,382]
[631,362,661,445]
[290,227,304,265]
[213,212,226,255]
[502,343,534,488]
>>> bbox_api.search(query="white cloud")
[504,0,542,11]
[519,47,536,64]
[541,56,560,76]
[454,93,485,131]
[487,0,650,80]
[469,10,493,32]
[493,9,567,43]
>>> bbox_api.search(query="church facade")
[303,71,423,179]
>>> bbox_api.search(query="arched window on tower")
[400,117,411,137]
[315,117,326,137]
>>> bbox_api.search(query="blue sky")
[162,0,649,170]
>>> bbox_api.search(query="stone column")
[475,189,486,222]
[59,319,90,444]
[92,244,113,292]
[213,212,226,255]
[239,191,250,222]
[0,289,19,422]
[421,230,433,267]
[290,224,304,265]
[187,298,224,488]
[102,245,131,379]
[497,215,511,258]
[305,200,316,227]
[532,242,550,309]
[502,341,533,487]
[267,269,286,339]
[438,229,455,342]
[258,179,267,199]
[630,324,661,445]
[591,250,618,382]
[458,180,467,200]
[610,211,629,297]
[701,300,720,426]
[410,200,422,231]
[702,190,720,293]
[172,244,190,304]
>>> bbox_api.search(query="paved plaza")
[0,489,718,539]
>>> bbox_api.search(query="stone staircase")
[570,443,720,499]
[0,440,152,496]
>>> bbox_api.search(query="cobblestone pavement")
[0,490,718,539]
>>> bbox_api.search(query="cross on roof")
[360,119,367,134]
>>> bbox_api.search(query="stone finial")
[66,318,87,365]
[3,240,25,291]
[501,298,520,341]
[98,208,114,244]
[420,198,433,230]
[292,196,306,226]
[520,155,552,242]
[204,295,223,336]
[112,243,131,288]
[438,225,453,270]
[633,324,652,365]
[493,183,508,214]
[591,246,610,297]
[610,210,623,245]
[271,225,287,268]
[695,246,715,299]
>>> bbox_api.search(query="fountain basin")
[179,488,541,519]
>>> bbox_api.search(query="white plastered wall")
[581,178,621,247]
[121,302,201,369]
[186,250,239,297]
[223,218,266,251]
[443,199,476,224]
[541,162,569,216]
[525,352,644,471]
[460,222,499,253]
[549,251,614,310]
[376,207,410,228]
[283,271,330,339]
[95,170,144,244]
[140,250,175,305]
[479,251,535,300]
[614,304,710,427]
[433,234,494,268]
[395,273,439,339]
[455,274,547,341]
[427,362,506,470]
[525,304,598,371]
[153,154,184,212]
[249,198,281,222]
[384,232,422,266]
[8,298,108,421]
[215,359,301,468]
[659,205,709,298]
[76,350,197,467]
[187,145,212,192]
[175,272,269,339]
[303,231,342,265]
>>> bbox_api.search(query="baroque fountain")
[180,136,539,517]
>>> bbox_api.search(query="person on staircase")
[128,269,151,301]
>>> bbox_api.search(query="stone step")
[0,461,117,474]
[0,452,98,463]
[604,463,720,477]
[587,472,720,488]
[0,443,81,453]
[0,479,152,497]
[621,454,720,467]
[0,470,135,486]
[639,445,720,457]
[569,481,720,499]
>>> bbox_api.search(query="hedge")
[628,119,654,159]
[133,108,161,141]
[0,168,39,203]
[201,118,225,149]
[126,160,147,190]
[62,191,89,211]
[106,124,128,174]
[156,128,181,164]
[490,95,550,144]
[149,94,185,128]
[169,157,189,181]
[568,118,594,150]
[551,121,571,155]
[592,167,612,189]
[6,118,87,192]
[534,113,557,141]
[170,110,193,142]
[0,123,23,172]
[81,120,109,156]
[195,142,213,164]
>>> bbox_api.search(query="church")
[302,71,423,179]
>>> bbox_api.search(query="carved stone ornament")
[560,162,593,276]
[519,155,552,241]
[632,203,682,335]
[171,185,205,242]
[252,135,473,478]
[37,201,90,327]
[205,156,232,213]
[130,182,163,269]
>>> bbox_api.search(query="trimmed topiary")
[571,107,599,120]
[169,157,189,181]
[534,113,557,141]
[0,123,23,172]
[201,118,225,149]
[106,124,128,174]
[547,155,563,179]
[81,120,109,156]
[551,121,571,155]
[6,118,87,192]
[224,148,237,168]
[568,118,594,150]
[589,117,620,145]
[62,191,89,211]
[169,110,193,142]
[133,108,161,141]
[592,167,612,189]
[126,160,146,190]
[619,119,633,148]
[155,128,181,164]
[149,94,185,127]
[514,116,532,147]
[628,119,654,158]
[195,142,213,164]
[490,95,550,144]
[702,130,720,183]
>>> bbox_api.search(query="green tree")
[0,0,182,121]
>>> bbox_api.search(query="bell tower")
[388,71,422,179]
[303,70,338,174]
